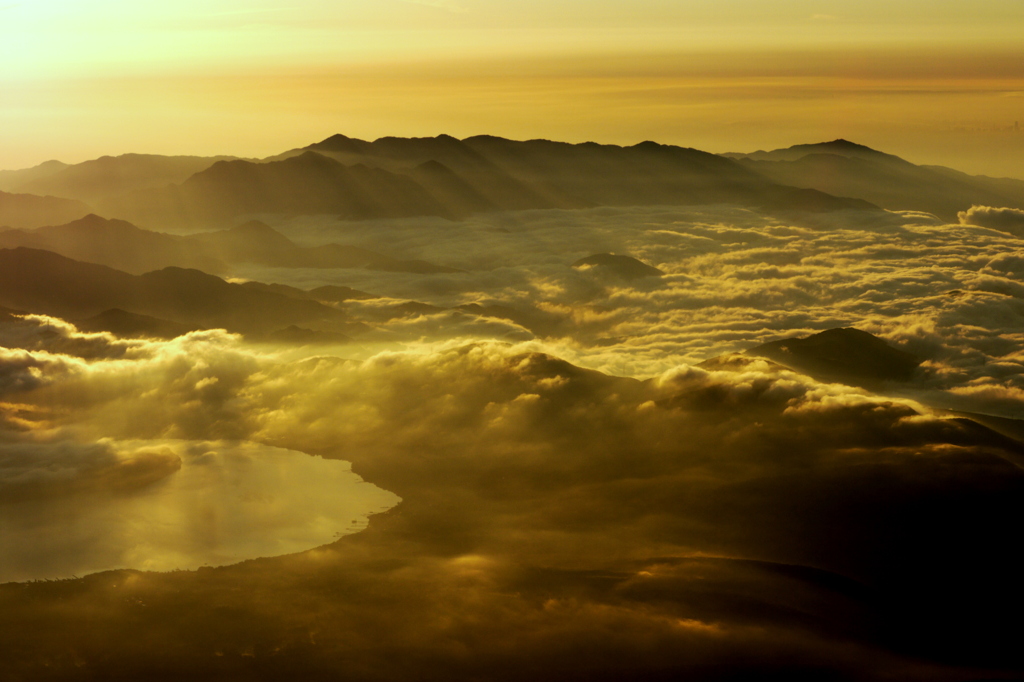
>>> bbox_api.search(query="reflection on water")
[0,440,400,583]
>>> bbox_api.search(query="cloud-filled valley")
[2,135,1024,680]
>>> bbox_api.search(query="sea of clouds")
[2,204,1023,677]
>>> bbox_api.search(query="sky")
[2,1,1024,175]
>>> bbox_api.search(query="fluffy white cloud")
[2,324,1022,677]
[958,205,1024,237]
[211,206,1024,417]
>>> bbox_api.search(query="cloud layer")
[2,307,1023,677]
[3,202,1024,678]
[959,204,1024,236]
[225,205,1024,418]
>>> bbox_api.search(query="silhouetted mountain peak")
[0,248,351,335]
[317,133,359,144]
[198,158,252,177]
[0,214,231,276]
[4,245,106,269]
[415,159,456,174]
[289,150,341,167]
[194,220,298,260]
[462,134,512,144]
[821,139,874,151]
[58,214,143,233]
[746,327,920,386]
[302,134,373,157]
[376,134,463,146]
[308,285,377,302]
[139,266,231,290]
[732,139,910,166]
[572,253,665,279]
[787,140,885,156]
[0,190,93,230]
[225,220,293,242]
[75,308,197,339]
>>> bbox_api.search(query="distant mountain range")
[1,135,1022,231]
[0,154,239,205]
[0,136,879,230]
[0,190,92,229]
[97,137,880,228]
[0,215,457,275]
[724,140,1024,221]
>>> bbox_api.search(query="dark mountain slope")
[0,191,92,230]
[461,136,802,209]
[0,214,223,274]
[16,136,1023,229]
[727,140,1024,220]
[724,139,906,164]
[0,160,69,193]
[407,160,499,215]
[0,248,351,335]
[194,220,460,273]
[74,308,199,339]
[287,133,561,212]
[572,253,665,280]
[102,152,456,228]
[16,154,235,204]
[84,135,883,229]
[745,327,921,388]
[0,215,455,275]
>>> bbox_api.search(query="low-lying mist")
[222,205,1024,418]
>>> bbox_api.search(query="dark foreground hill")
[0,214,224,274]
[0,247,355,336]
[572,253,665,280]
[745,327,921,388]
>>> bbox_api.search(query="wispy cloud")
[396,0,469,13]
[207,7,289,17]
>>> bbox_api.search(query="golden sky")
[3,0,1024,175]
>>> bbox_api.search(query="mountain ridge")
[724,140,1024,220]
[96,135,878,228]
[0,247,356,336]
[6,135,1023,227]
